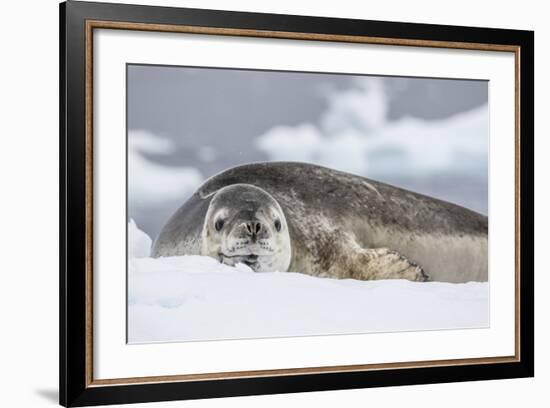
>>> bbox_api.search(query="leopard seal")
[152,162,488,283]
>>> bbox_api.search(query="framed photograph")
[60,1,534,406]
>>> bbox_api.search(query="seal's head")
[201,184,291,272]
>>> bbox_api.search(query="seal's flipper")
[353,248,429,282]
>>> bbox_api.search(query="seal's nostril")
[246,221,261,235]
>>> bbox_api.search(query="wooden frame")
[60,1,534,406]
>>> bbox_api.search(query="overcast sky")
[127,64,488,239]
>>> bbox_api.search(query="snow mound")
[128,219,152,258]
[128,222,489,344]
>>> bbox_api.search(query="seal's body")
[152,162,488,283]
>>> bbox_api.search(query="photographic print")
[60,3,533,405]
[126,65,489,344]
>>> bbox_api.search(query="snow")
[128,219,152,258]
[128,221,489,344]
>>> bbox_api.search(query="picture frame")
[59,1,534,406]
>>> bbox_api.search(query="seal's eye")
[274,219,281,232]
[214,219,224,232]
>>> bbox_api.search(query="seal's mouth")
[219,253,260,267]
[241,254,258,267]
